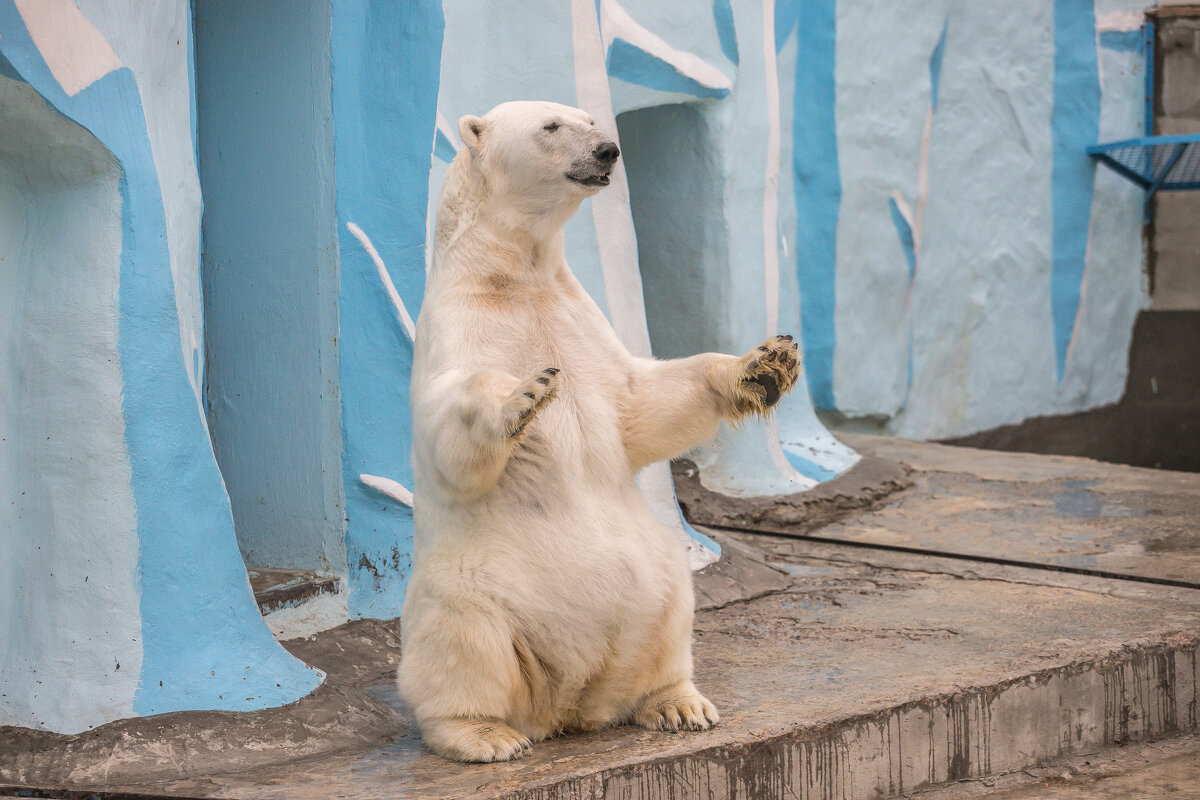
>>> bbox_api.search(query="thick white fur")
[398,101,800,763]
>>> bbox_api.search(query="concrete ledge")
[673,454,910,532]
[586,640,1200,800]
[248,568,340,614]
[0,679,406,789]
[82,528,1199,800]
[280,617,404,689]
[692,529,793,610]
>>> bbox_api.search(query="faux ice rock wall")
[810,0,1150,439]
[0,0,321,733]
[1,0,1162,733]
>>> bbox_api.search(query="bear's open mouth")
[567,172,610,187]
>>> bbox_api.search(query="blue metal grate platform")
[1088,134,1200,196]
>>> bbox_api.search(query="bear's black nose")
[593,141,620,163]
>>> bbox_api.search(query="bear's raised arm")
[618,336,801,471]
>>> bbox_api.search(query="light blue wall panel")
[196,0,346,571]
[332,0,444,619]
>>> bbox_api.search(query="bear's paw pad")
[736,335,800,413]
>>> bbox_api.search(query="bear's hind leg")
[625,578,719,733]
[399,587,540,762]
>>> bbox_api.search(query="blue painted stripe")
[791,0,840,409]
[332,0,444,619]
[606,38,730,99]
[887,195,918,404]
[676,498,721,556]
[434,127,457,163]
[1050,0,1100,382]
[1099,29,1142,53]
[773,0,799,53]
[783,449,838,482]
[0,2,321,714]
[929,19,947,111]
[712,0,738,65]
[887,197,917,279]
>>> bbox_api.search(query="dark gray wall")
[1151,13,1200,310]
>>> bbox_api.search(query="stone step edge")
[480,633,1200,800]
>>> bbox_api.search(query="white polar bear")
[398,101,801,762]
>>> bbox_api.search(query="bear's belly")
[423,474,686,685]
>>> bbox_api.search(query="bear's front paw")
[503,367,561,439]
[730,335,801,416]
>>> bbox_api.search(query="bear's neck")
[457,216,566,278]
[435,156,575,279]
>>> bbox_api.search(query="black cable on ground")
[704,523,1200,592]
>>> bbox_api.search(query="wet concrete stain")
[1051,488,1103,520]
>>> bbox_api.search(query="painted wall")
[196,0,346,572]
[798,0,1150,439]
[263,0,1170,620]
[330,0,444,620]
[0,0,321,733]
[0,70,142,733]
[204,0,852,627]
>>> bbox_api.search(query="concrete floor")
[816,434,1200,585]
[981,751,1200,800]
[3,438,1199,799]
[96,539,1200,797]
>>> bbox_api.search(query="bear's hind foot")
[634,681,720,733]
[420,716,533,762]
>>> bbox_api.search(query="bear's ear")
[458,115,486,153]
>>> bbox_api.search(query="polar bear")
[398,101,801,762]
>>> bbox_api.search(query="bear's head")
[456,101,620,216]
